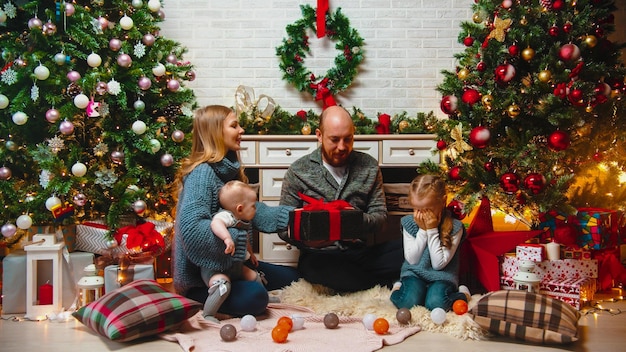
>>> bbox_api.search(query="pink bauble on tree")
[495,63,516,84]
[559,43,581,61]
[548,130,570,151]
[440,95,458,115]
[462,88,481,106]
[469,126,491,148]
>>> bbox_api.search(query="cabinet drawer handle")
[408,148,415,156]
[285,148,292,156]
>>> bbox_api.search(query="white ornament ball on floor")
[290,314,305,330]
[2,223,17,238]
[240,314,257,332]
[74,94,90,109]
[34,65,50,80]
[12,111,28,125]
[132,120,147,135]
[430,308,447,325]
[16,214,33,229]
[45,196,62,211]
[362,313,377,330]
[71,162,87,177]
[106,238,118,248]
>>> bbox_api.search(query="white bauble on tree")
[87,52,102,67]
[133,200,147,215]
[119,15,134,30]
[132,120,147,134]
[46,196,62,211]
[71,162,87,177]
[152,63,166,76]
[150,139,161,153]
[0,94,9,109]
[148,0,161,12]
[12,111,28,125]
[16,215,33,230]
[132,0,143,8]
[34,64,50,80]
[74,94,90,109]
[54,52,67,65]
[2,223,17,238]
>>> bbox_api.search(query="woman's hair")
[172,105,247,204]
[409,174,454,248]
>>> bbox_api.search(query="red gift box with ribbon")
[288,193,363,243]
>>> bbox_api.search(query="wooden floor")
[1,289,625,351]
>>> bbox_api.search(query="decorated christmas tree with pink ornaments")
[424,0,626,222]
[0,0,196,247]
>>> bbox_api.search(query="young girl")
[390,174,468,311]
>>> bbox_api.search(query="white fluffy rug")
[278,279,488,341]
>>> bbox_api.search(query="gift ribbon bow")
[293,193,352,241]
[309,77,336,109]
[234,85,276,119]
[114,221,165,254]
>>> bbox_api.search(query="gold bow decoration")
[487,16,512,42]
[448,123,473,159]
[235,85,276,123]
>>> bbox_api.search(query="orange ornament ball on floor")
[452,299,468,315]
[277,316,293,332]
[271,325,289,343]
[373,318,389,335]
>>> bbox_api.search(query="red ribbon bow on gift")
[114,222,165,254]
[294,193,352,241]
[309,76,337,109]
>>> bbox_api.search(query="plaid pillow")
[72,279,202,342]
[471,290,581,344]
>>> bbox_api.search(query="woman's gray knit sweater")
[173,153,293,296]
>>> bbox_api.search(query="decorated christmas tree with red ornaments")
[0,0,196,248]
[424,0,626,223]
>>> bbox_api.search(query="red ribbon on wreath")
[317,0,329,38]
[310,76,337,109]
[375,113,391,134]
[114,221,165,255]
[293,192,352,241]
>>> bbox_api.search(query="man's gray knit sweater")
[280,147,387,237]
[399,215,465,286]
[173,153,292,296]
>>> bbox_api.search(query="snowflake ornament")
[134,42,146,58]
[31,83,39,101]
[107,79,121,95]
[99,102,110,117]
[1,68,17,85]
[3,2,17,18]
[39,169,52,189]
[47,136,65,153]
[94,167,118,188]
[93,142,109,157]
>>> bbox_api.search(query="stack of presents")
[1,219,172,315]
[497,206,626,310]
[462,198,626,311]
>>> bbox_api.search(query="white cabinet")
[243,134,438,266]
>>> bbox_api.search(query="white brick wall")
[159,0,625,118]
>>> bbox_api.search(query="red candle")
[39,282,53,305]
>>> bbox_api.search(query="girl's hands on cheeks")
[414,209,439,230]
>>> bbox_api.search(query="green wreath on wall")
[276,4,364,108]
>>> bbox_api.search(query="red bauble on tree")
[436,139,447,150]
[449,166,463,181]
[463,36,474,46]
[440,95,458,115]
[548,130,571,151]
[508,44,519,56]
[484,161,494,172]
[523,173,546,194]
[469,126,491,148]
[495,63,516,84]
[549,26,560,37]
[500,172,520,194]
[462,88,481,106]
[446,199,466,220]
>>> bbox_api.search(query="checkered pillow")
[471,290,581,344]
[72,279,202,342]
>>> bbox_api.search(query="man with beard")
[279,106,403,293]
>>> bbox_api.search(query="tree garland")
[276,4,364,107]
